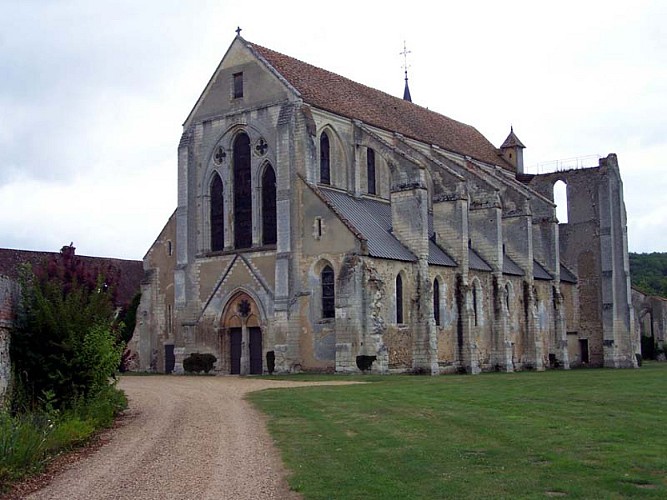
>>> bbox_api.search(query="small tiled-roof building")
[0,246,143,404]
[0,247,143,309]
[132,35,638,375]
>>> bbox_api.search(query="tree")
[630,252,667,298]
[11,244,123,411]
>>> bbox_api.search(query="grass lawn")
[249,363,667,499]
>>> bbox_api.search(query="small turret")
[500,126,526,173]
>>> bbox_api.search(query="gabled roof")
[0,248,143,307]
[248,41,511,169]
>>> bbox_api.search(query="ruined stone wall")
[0,276,19,406]
[632,288,667,355]
[528,155,636,368]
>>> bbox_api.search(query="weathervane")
[400,41,411,78]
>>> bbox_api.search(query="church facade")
[130,35,638,375]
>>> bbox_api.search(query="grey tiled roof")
[533,260,553,280]
[318,189,417,262]
[560,263,577,283]
[503,254,525,276]
[469,248,492,272]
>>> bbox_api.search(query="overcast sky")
[1,0,665,260]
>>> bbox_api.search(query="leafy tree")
[629,252,667,298]
[10,244,123,411]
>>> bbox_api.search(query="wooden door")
[249,327,263,375]
[230,328,242,375]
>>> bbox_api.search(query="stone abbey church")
[130,35,638,375]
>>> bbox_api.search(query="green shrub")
[0,412,50,484]
[44,418,94,451]
[0,386,126,490]
[183,353,217,373]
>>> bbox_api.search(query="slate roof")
[469,248,492,272]
[533,260,553,281]
[560,263,577,283]
[316,188,456,266]
[503,254,525,276]
[428,240,457,267]
[0,248,143,307]
[250,41,511,169]
[317,188,416,262]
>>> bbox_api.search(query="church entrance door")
[221,292,264,375]
[249,327,262,375]
[230,328,242,375]
[229,327,262,375]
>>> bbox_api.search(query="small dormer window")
[233,72,244,98]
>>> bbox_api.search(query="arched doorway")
[221,292,263,375]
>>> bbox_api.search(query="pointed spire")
[501,126,526,149]
[400,41,412,102]
[403,75,412,102]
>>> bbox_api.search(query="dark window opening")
[472,284,479,326]
[433,279,440,326]
[233,133,252,249]
[316,217,323,238]
[396,274,404,324]
[320,132,330,184]
[322,265,335,319]
[367,148,376,195]
[233,72,243,98]
[579,338,589,364]
[210,173,224,251]
[262,165,277,245]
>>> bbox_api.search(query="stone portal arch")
[220,292,264,375]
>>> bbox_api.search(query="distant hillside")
[629,252,667,298]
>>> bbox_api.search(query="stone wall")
[632,287,667,358]
[0,276,19,406]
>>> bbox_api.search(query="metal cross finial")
[400,41,411,76]
[236,26,242,36]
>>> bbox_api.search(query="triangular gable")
[184,36,299,128]
[198,253,274,321]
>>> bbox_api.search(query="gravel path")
[27,376,356,500]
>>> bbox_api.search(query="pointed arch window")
[505,283,511,314]
[210,173,224,252]
[396,274,404,324]
[322,265,335,319]
[320,132,330,184]
[233,133,252,249]
[367,148,376,195]
[433,278,441,326]
[554,180,568,223]
[472,281,480,327]
[262,164,277,245]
